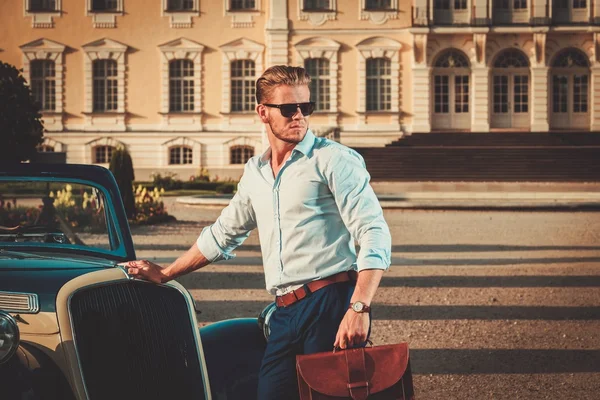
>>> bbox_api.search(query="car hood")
[0,253,119,312]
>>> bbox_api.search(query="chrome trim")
[66,279,212,400]
[0,291,40,314]
[0,311,20,365]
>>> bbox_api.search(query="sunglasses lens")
[280,104,298,117]
[299,103,315,116]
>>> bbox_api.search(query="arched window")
[169,59,194,112]
[230,145,254,164]
[231,60,256,112]
[30,60,56,111]
[432,49,470,130]
[366,58,391,111]
[92,59,118,112]
[491,49,530,129]
[305,58,330,111]
[550,48,590,130]
[169,146,193,165]
[93,145,115,163]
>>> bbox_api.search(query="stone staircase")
[353,132,600,182]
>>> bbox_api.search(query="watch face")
[352,302,364,312]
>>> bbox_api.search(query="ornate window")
[366,58,392,111]
[82,38,128,130]
[432,49,471,130]
[356,37,401,124]
[30,60,56,111]
[93,145,114,164]
[435,0,467,10]
[298,0,336,25]
[360,0,398,23]
[93,60,118,112]
[169,60,195,112]
[295,37,340,124]
[169,146,193,165]
[230,60,256,112]
[162,0,199,27]
[20,39,65,130]
[305,58,330,111]
[230,145,254,164]
[220,38,264,122]
[224,0,260,27]
[550,48,590,129]
[24,0,61,27]
[86,0,123,28]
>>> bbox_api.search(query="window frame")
[305,58,331,112]
[30,59,56,112]
[366,57,392,112]
[92,59,119,113]
[168,59,195,113]
[93,145,115,164]
[230,60,256,113]
[230,145,255,165]
[169,145,194,165]
[85,0,123,28]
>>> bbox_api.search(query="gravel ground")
[130,197,600,399]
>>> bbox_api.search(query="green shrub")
[0,62,44,162]
[109,147,136,219]
[151,172,182,191]
[215,183,237,194]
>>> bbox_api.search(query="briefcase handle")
[333,339,373,353]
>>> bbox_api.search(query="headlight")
[0,312,20,364]
[257,302,276,341]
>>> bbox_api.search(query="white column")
[531,67,549,131]
[411,66,431,133]
[266,0,289,67]
[590,66,600,131]
[471,66,490,132]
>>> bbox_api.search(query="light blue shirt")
[196,130,391,295]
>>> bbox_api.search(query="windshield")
[0,180,118,253]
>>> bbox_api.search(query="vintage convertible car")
[0,163,274,400]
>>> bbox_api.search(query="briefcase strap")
[345,349,370,400]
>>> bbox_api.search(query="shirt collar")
[259,129,316,167]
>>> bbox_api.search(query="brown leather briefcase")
[296,343,415,400]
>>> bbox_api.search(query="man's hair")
[255,65,311,104]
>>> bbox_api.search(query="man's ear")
[256,104,269,123]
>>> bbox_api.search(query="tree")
[0,62,44,163]
[109,146,136,219]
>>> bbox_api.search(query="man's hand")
[119,260,170,284]
[334,309,370,349]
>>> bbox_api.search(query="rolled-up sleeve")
[196,166,257,262]
[324,149,391,271]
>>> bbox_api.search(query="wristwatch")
[349,301,371,313]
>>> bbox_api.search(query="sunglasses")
[262,102,315,118]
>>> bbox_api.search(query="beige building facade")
[0,0,599,180]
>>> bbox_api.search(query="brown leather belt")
[275,271,357,308]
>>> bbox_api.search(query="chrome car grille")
[0,291,39,313]
[69,280,206,400]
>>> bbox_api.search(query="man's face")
[258,84,311,145]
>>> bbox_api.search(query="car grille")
[0,291,39,313]
[69,281,206,400]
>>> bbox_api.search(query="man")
[124,65,391,399]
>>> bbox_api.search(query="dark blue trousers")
[256,280,370,400]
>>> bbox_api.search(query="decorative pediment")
[223,136,260,147]
[162,137,200,147]
[220,38,265,59]
[295,37,341,51]
[82,38,128,53]
[86,137,125,148]
[357,37,402,59]
[20,38,66,62]
[159,38,205,61]
[159,38,205,52]
[20,38,66,52]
